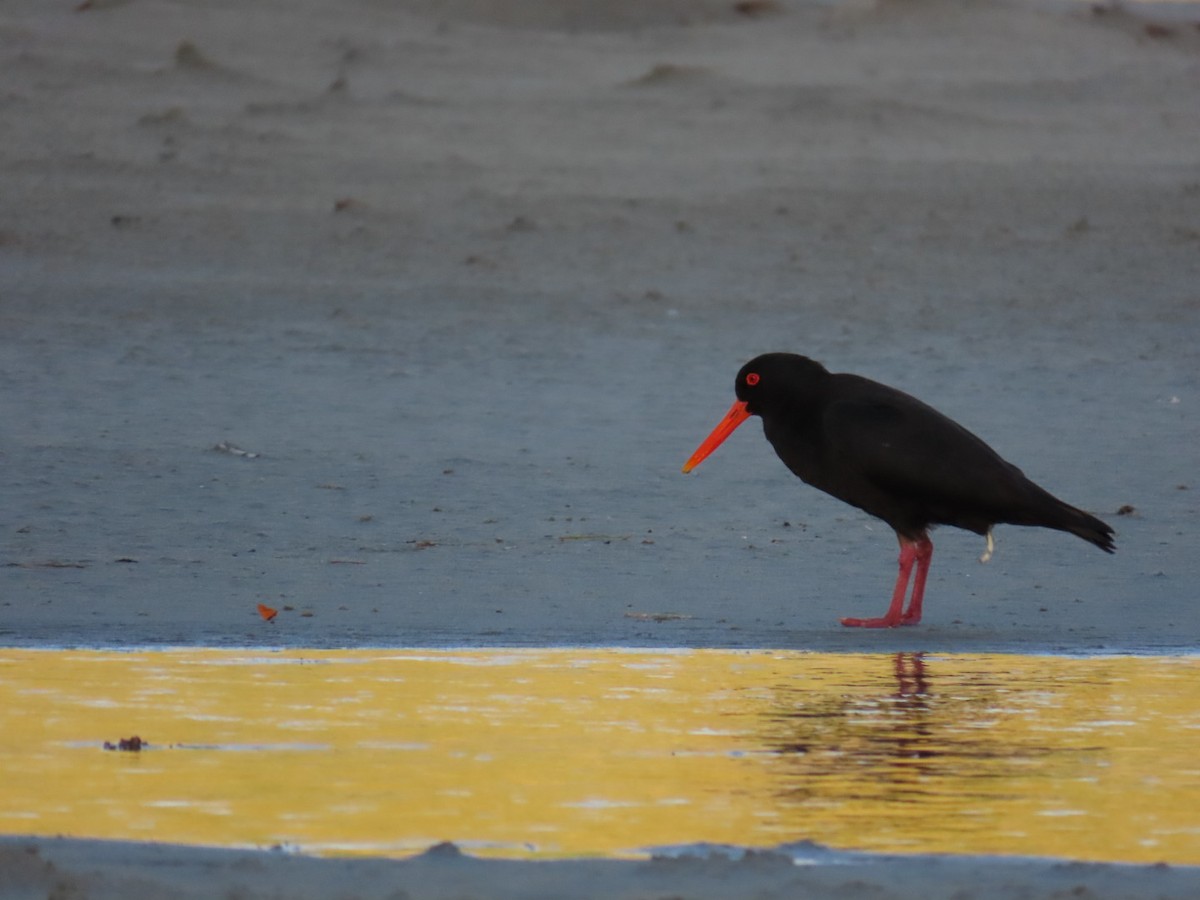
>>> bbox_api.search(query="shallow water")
[0,649,1197,862]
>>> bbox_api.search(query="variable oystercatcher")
[682,353,1115,627]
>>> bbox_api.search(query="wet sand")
[7,836,1200,900]
[2,0,1199,895]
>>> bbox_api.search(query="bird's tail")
[1052,502,1116,554]
[1007,476,1116,553]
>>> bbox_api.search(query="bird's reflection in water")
[891,651,929,700]
[759,652,1070,818]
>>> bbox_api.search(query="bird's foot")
[979,528,995,564]
[840,608,921,627]
[839,615,903,628]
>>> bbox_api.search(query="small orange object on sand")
[257,603,278,622]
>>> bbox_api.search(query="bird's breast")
[762,418,827,487]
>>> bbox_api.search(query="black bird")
[682,353,1115,627]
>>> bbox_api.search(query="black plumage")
[683,353,1114,627]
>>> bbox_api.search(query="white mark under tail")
[979,528,994,564]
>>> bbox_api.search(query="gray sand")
[4,0,1198,652]
[5,837,1200,900]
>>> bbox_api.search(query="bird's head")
[683,353,826,473]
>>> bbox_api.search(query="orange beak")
[682,400,752,473]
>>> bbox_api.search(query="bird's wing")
[820,392,1029,511]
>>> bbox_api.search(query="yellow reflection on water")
[0,649,1197,863]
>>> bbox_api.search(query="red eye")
[745,372,760,386]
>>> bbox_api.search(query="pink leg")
[840,534,933,628]
[900,536,933,625]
